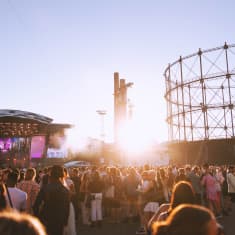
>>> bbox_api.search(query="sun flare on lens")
[118,120,154,155]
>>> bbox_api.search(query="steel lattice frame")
[164,43,235,142]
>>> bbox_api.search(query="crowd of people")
[0,162,234,235]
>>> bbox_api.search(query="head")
[148,170,156,180]
[19,171,25,181]
[0,210,46,235]
[71,168,78,177]
[153,204,223,235]
[159,168,166,178]
[109,167,117,176]
[6,171,19,187]
[167,166,173,174]
[129,167,137,176]
[178,168,185,175]
[185,165,191,174]
[50,165,64,181]
[170,181,196,210]
[141,171,149,181]
[203,163,210,173]
[91,170,100,180]
[25,168,36,181]
[192,166,199,174]
[2,169,11,183]
[43,167,48,174]
[144,164,150,171]
[228,165,234,174]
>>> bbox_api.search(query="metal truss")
[164,43,235,142]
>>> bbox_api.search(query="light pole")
[96,110,107,141]
[96,110,107,163]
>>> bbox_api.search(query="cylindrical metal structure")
[165,43,235,142]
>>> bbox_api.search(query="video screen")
[30,136,46,159]
[0,138,29,153]
[0,138,12,152]
[47,131,67,158]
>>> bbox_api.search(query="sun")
[117,119,154,155]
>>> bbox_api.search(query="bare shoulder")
[159,203,170,213]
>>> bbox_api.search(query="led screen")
[30,136,46,159]
[0,138,12,152]
[47,132,67,158]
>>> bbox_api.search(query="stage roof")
[0,110,53,124]
[0,110,72,137]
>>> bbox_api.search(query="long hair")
[0,210,47,235]
[153,204,214,235]
[25,168,36,181]
[170,181,196,211]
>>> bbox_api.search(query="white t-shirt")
[137,180,151,192]
[64,178,74,192]
[7,187,27,211]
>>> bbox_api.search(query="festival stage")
[0,110,72,167]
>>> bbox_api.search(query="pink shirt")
[17,180,40,213]
[201,174,217,201]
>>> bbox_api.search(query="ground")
[78,204,235,235]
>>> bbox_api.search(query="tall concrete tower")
[113,72,133,143]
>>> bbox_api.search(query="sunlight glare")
[118,119,155,155]
[66,128,89,152]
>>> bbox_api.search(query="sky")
[1,0,235,150]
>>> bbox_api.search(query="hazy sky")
[1,0,235,149]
